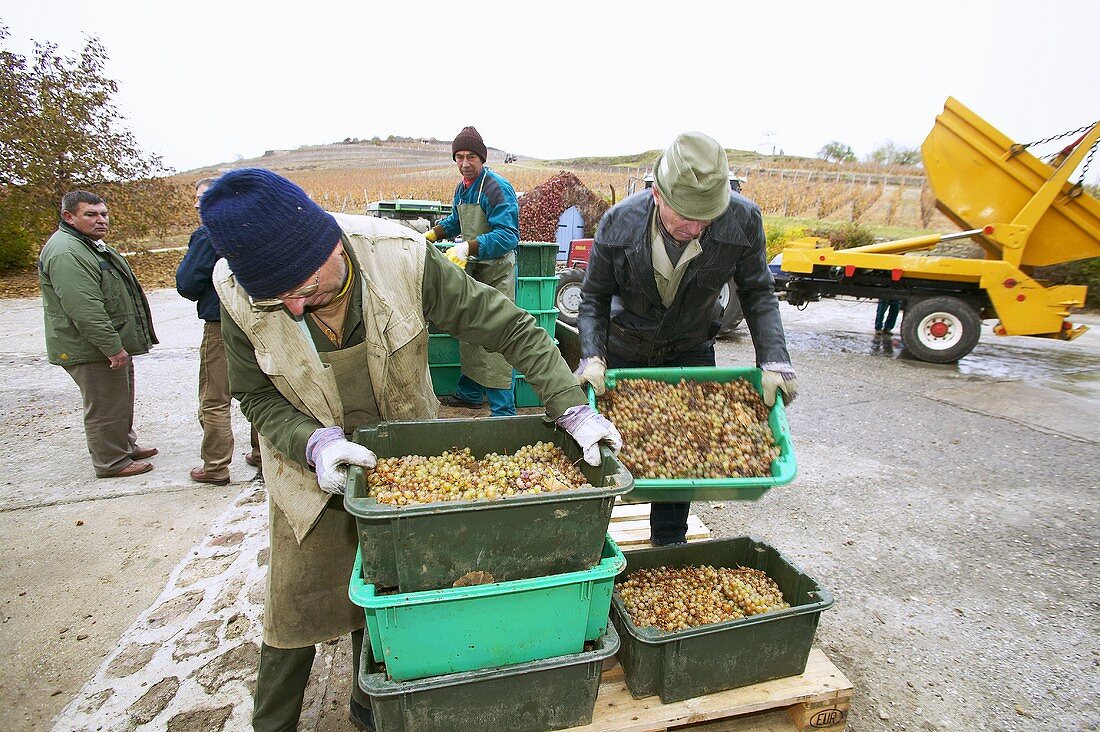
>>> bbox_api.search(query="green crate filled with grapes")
[589,366,796,502]
[345,415,633,593]
[611,536,833,703]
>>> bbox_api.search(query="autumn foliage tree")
[0,24,176,271]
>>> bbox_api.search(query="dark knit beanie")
[452,126,488,162]
[199,168,342,299]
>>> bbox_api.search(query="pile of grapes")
[366,441,592,506]
[616,564,790,632]
[598,378,778,479]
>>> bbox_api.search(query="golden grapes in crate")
[598,378,778,479]
[616,564,790,632]
[366,441,592,506]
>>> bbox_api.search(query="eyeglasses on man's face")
[248,274,320,309]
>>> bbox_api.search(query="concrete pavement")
[1,288,1097,731]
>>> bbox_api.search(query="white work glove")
[555,404,623,466]
[573,356,607,396]
[760,362,798,407]
[305,426,377,494]
[444,240,470,270]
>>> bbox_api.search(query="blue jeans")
[875,299,902,331]
[607,344,716,545]
[455,373,516,417]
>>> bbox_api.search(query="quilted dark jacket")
[577,190,790,366]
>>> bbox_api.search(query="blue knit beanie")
[200,168,342,299]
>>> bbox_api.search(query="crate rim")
[359,622,620,696]
[344,415,634,517]
[351,535,625,608]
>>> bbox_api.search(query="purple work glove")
[555,404,623,466]
[305,426,377,494]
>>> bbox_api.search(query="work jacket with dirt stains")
[38,223,157,366]
[578,190,790,367]
[216,213,585,544]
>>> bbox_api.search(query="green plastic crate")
[589,366,796,502]
[513,374,541,408]
[349,535,624,681]
[345,415,634,592]
[428,333,460,364]
[360,624,618,732]
[428,363,461,396]
[516,241,558,276]
[611,537,833,703]
[527,307,558,338]
[516,276,558,311]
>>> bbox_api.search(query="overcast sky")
[4,1,1099,181]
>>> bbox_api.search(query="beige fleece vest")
[215,214,438,544]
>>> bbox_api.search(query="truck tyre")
[555,268,585,327]
[716,278,744,338]
[901,296,981,363]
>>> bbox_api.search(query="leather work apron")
[265,339,379,648]
[457,192,516,390]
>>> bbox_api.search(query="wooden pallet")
[572,648,852,732]
[608,501,712,549]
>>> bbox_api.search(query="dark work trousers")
[252,628,367,732]
[64,358,140,476]
[606,344,716,545]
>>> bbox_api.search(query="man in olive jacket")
[199,169,621,732]
[38,191,159,478]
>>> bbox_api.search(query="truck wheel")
[555,268,585,327]
[716,278,743,338]
[901,296,981,363]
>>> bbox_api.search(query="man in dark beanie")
[425,125,521,416]
[575,131,797,547]
[200,168,621,731]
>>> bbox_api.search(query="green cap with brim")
[653,131,731,221]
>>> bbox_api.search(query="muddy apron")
[265,339,378,648]
[457,189,516,390]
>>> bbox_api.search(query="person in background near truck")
[38,191,159,478]
[575,131,797,547]
[200,168,621,732]
[874,298,902,335]
[425,125,521,416]
[175,177,262,486]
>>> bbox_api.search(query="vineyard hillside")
[0,138,954,298]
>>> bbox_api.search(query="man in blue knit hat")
[200,168,621,731]
[425,125,522,416]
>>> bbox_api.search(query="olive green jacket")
[217,213,585,543]
[38,224,157,366]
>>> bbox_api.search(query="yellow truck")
[778,97,1100,362]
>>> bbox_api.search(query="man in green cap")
[575,131,797,546]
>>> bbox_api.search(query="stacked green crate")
[513,242,562,407]
[345,416,633,728]
[428,242,561,404]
